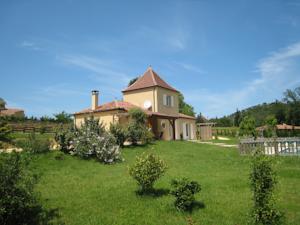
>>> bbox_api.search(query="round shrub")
[129,153,167,192]
[170,178,201,211]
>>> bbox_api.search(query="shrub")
[0,120,12,143]
[250,148,283,225]
[170,178,201,211]
[73,117,121,163]
[17,132,50,154]
[94,132,121,163]
[129,153,167,192]
[128,108,147,124]
[109,122,127,147]
[0,152,47,224]
[54,125,74,153]
[141,128,154,144]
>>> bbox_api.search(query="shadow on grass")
[135,188,170,198]
[40,207,65,225]
[188,200,205,212]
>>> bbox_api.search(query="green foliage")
[210,116,233,127]
[239,116,257,138]
[0,97,6,110]
[170,178,201,211]
[109,122,128,147]
[250,148,283,225]
[128,77,139,87]
[73,117,121,163]
[128,108,147,124]
[0,152,47,224]
[53,111,73,123]
[129,153,167,192]
[234,108,242,127]
[284,87,300,126]
[178,93,195,117]
[17,132,50,154]
[0,120,12,143]
[127,108,153,145]
[264,115,277,138]
[196,112,207,123]
[54,125,74,153]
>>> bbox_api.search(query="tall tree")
[128,77,139,87]
[178,92,195,116]
[239,116,257,138]
[234,108,242,127]
[0,98,6,110]
[196,112,207,123]
[283,87,300,125]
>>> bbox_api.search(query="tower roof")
[122,67,179,93]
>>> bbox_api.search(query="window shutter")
[171,96,174,107]
[163,94,167,105]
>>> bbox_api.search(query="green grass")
[10,131,54,141]
[30,141,300,225]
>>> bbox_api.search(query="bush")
[0,120,12,143]
[239,116,257,138]
[73,117,121,163]
[54,125,74,153]
[170,178,201,211]
[94,132,121,163]
[129,153,167,192]
[109,122,127,147]
[17,132,50,154]
[0,152,47,224]
[250,148,283,225]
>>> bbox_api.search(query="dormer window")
[163,94,174,107]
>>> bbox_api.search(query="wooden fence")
[239,137,300,155]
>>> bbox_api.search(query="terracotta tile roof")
[123,67,179,93]
[178,113,196,120]
[74,101,141,115]
[0,108,24,116]
[256,123,300,130]
[74,101,195,121]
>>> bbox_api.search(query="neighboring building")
[74,67,196,140]
[0,98,25,118]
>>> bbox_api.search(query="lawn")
[31,141,300,225]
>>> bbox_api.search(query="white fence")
[239,137,300,155]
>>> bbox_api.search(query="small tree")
[264,115,277,138]
[129,153,167,192]
[239,116,257,138]
[0,98,6,110]
[250,148,283,225]
[54,111,73,123]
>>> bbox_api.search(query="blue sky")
[1,0,300,118]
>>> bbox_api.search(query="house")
[0,98,25,118]
[74,67,196,140]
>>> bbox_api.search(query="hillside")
[210,101,288,127]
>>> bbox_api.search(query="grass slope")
[31,141,300,225]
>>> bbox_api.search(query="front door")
[183,123,190,140]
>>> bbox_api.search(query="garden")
[1,109,300,225]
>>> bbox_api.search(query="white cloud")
[20,41,42,51]
[185,41,300,118]
[175,62,206,74]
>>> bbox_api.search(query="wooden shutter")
[163,94,167,105]
[171,96,174,107]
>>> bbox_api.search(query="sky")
[1,0,300,119]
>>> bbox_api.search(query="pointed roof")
[123,67,179,93]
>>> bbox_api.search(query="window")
[186,123,189,137]
[163,94,174,107]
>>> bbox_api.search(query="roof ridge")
[149,68,157,85]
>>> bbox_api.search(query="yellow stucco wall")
[175,118,196,140]
[74,110,124,130]
[123,87,157,112]
[156,87,179,115]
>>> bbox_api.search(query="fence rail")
[239,137,300,155]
